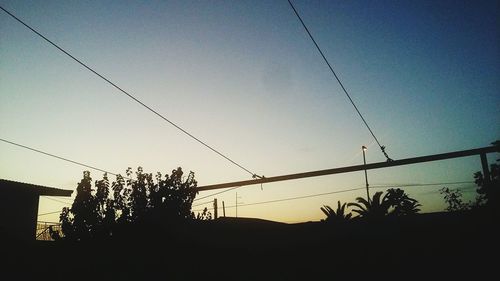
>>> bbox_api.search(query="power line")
[0,138,128,178]
[235,186,365,207]
[192,199,218,207]
[194,185,243,202]
[286,0,392,162]
[0,137,248,204]
[193,186,366,212]
[44,195,74,201]
[370,181,474,188]
[1,137,252,203]
[193,179,476,203]
[38,210,63,216]
[0,5,260,178]
[41,196,72,205]
[37,221,61,224]
[192,180,478,212]
[0,135,246,201]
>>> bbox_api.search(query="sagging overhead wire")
[286,0,393,162]
[41,196,72,205]
[0,5,262,179]
[193,185,243,202]
[0,137,255,202]
[38,210,64,216]
[0,137,256,201]
[0,138,130,180]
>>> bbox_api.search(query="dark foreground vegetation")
[2,211,498,280]
[2,152,499,280]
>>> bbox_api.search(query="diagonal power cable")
[0,138,128,179]
[286,0,392,161]
[193,185,242,202]
[0,5,260,178]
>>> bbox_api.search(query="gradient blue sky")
[1,0,498,223]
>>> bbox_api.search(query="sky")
[1,0,499,223]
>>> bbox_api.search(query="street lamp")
[362,146,370,203]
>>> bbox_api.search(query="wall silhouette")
[0,179,72,241]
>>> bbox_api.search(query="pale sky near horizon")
[1,0,499,223]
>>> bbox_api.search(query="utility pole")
[196,146,498,192]
[222,201,226,217]
[213,198,218,219]
[362,146,370,203]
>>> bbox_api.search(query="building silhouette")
[0,179,72,240]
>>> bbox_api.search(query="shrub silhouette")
[56,167,202,241]
[321,201,352,223]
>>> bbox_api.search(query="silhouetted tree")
[111,174,130,224]
[473,144,499,215]
[385,188,421,216]
[348,188,420,219]
[321,201,352,223]
[59,171,101,241]
[348,191,389,219]
[128,167,150,222]
[440,187,471,212]
[196,207,212,220]
[56,167,201,241]
[161,167,198,220]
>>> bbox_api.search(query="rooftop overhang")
[0,179,73,197]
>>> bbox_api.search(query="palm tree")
[397,199,421,215]
[348,192,390,219]
[348,189,421,219]
[321,201,352,223]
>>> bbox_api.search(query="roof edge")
[0,179,73,197]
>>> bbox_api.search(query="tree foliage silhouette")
[348,191,389,219]
[439,187,471,212]
[384,188,421,216]
[321,201,352,223]
[347,188,420,219]
[473,147,499,215]
[440,141,499,214]
[57,167,203,241]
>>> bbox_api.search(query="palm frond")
[372,192,384,204]
[321,205,334,217]
[347,202,367,212]
[321,201,352,222]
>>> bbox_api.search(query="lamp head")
[362,146,367,151]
